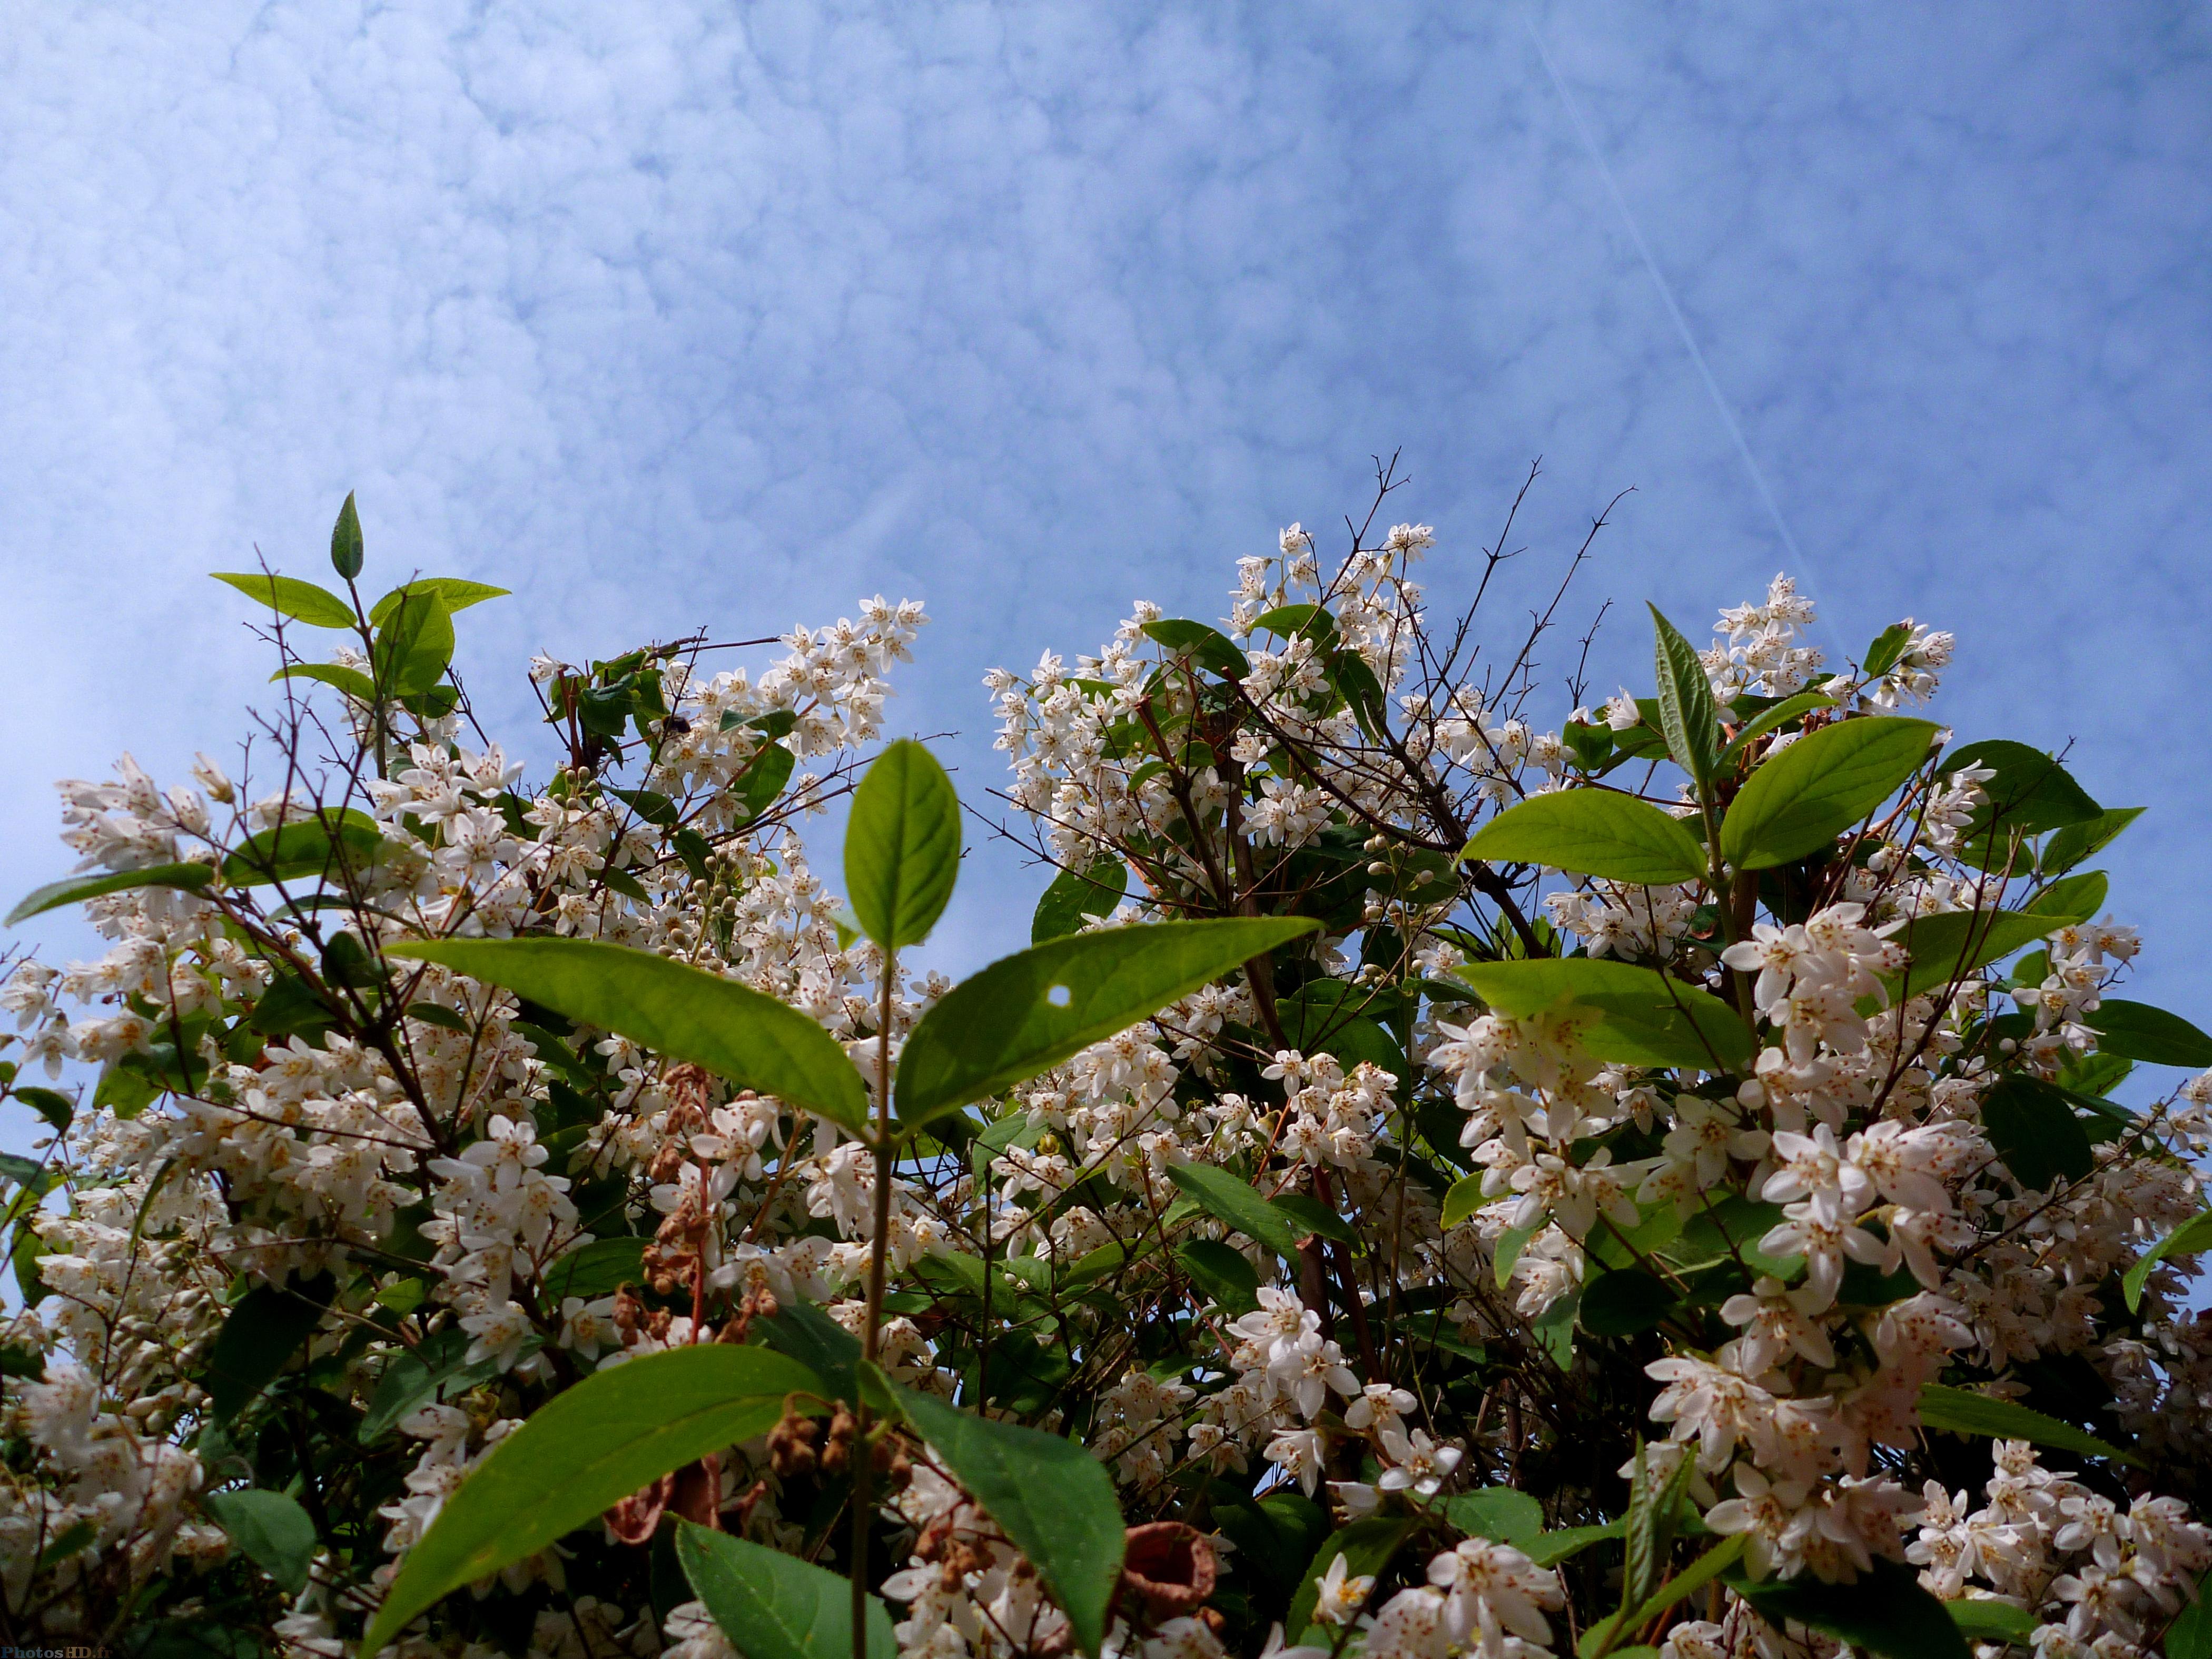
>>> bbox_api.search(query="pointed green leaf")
[211,571,355,628]
[1454,957,1754,1071]
[222,810,384,887]
[360,1345,822,1650]
[2086,1000,2212,1068]
[371,586,456,697]
[1717,692,1834,767]
[676,1524,894,1659]
[330,492,364,579]
[1287,1518,1413,1644]
[1860,623,1913,677]
[7,862,213,926]
[1981,1075,2095,1190]
[201,1488,317,1596]
[1439,1174,1488,1230]
[1447,1487,1544,1548]
[894,917,1317,1127]
[11,1088,73,1133]
[367,578,509,626]
[1885,907,2080,1004]
[2027,870,2106,917]
[1946,1601,2038,1644]
[734,744,797,823]
[2042,806,2144,876]
[846,740,961,949]
[1647,606,1724,784]
[1141,618,1249,681]
[2124,1210,2212,1312]
[382,938,871,1133]
[1524,1519,1623,1567]
[1941,740,2104,835]
[272,662,380,703]
[202,1272,334,1420]
[1165,1163,1306,1259]
[1462,792,1708,886]
[1917,1383,2139,1467]
[1032,857,1127,945]
[1720,717,1938,870]
[1728,1557,1968,1659]
[1581,1269,1679,1337]
[900,1387,1125,1657]
[1175,1239,1261,1314]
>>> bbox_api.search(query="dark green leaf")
[1860,623,1913,677]
[676,1523,894,1659]
[1887,908,2079,1004]
[2165,1566,2212,1659]
[360,1345,822,1651]
[1720,717,1938,870]
[540,1237,648,1303]
[330,492,364,579]
[2123,1210,2212,1312]
[1581,1269,1678,1337]
[1454,957,1755,1071]
[371,587,456,697]
[845,740,962,950]
[1942,739,2104,836]
[211,571,355,628]
[1251,604,1339,643]
[1031,857,1127,945]
[1729,1557,1968,1659]
[1286,1518,1411,1643]
[11,1087,72,1132]
[221,809,383,887]
[900,1387,1125,1657]
[894,917,1318,1128]
[1663,1197,1804,1282]
[202,1488,317,1595]
[1918,1383,2140,1466]
[1462,792,1708,886]
[1272,1192,1359,1248]
[1981,1075,2095,1189]
[1946,1600,2038,1643]
[754,1298,863,1404]
[1524,1520,1623,1567]
[1176,1239,1261,1314]
[606,786,679,827]
[1717,692,1834,767]
[2027,870,2106,917]
[1447,1487,1544,1548]
[1647,606,1724,784]
[357,1326,512,1443]
[2042,806,2144,876]
[2086,1000,2212,1068]
[202,1272,334,1419]
[1165,1163,1305,1258]
[384,938,871,1134]
[1142,618,1249,681]
[1534,1287,1579,1368]
[272,662,380,703]
[367,578,509,626]
[735,744,797,823]
[7,861,214,926]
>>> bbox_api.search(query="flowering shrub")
[6,473,2212,1659]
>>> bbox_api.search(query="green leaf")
[1454,957,1755,1071]
[367,578,509,626]
[1860,622,1913,677]
[1494,1223,1535,1286]
[1719,717,1938,870]
[735,744,797,823]
[1251,604,1339,643]
[2123,1210,2212,1312]
[1887,908,2079,1004]
[371,586,456,697]
[676,1523,893,1659]
[1580,1269,1678,1337]
[899,1387,1125,1657]
[753,1297,864,1404]
[1447,1487,1544,1548]
[360,1345,822,1651]
[1165,1163,1305,1259]
[1917,1383,2140,1466]
[7,862,213,926]
[2042,806,2144,876]
[201,1488,317,1595]
[893,917,1318,1128]
[1176,1239,1261,1314]
[221,809,384,887]
[1440,1174,1488,1230]
[383,938,871,1134]
[1142,618,1249,681]
[845,740,962,950]
[1717,692,1834,767]
[540,1237,648,1303]
[2166,1567,2212,1659]
[272,662,381,703]
[1524,1519,1623,1567]
[357,1327,512,1444]
[1729,1557,1968,1659]
[211,571,355,628]
[1945,1599,2039,1643]
[1647,606,1724,784]
[1272,1192,1358,1248]
[2027,870,2106,917]
[12,1087,72,1133]
[330,491,364,579]
[1461,792,1708,886]
[2086,1000,2212,1068]
[1597,1535,1745,1655]
[1942,739,2104,836]
[202,1272,334,1419]
[1032,857,1127,945]
[1286,1518,1412,1643]
[1981,1075,2095,1190]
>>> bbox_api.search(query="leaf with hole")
[211,571,355,628]
[1462,791,1708,886]
[7,862,213,926]
[1454,957,1754,1071]
[845,740,961,949]
[893,917,1317,1127]
[386,938,870,1133]
[1720,716,1938,869]
[360,1344,821,1650]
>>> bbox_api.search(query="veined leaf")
[202,1488,317,1596]
[360,1345,821,1650]
[330,491,364,579]
[383,938,871,1133]
[1461,792,1708,886]
[272,662,380,703]
[1454,957,1755,1071]
[1717,692,1833,766]
[2042,806,2144,876]
[676,1523,894,1659]
[2027,870,2106,917]
[221,811,384,887]
[371,586,456,697]
[894,917,1317,1127]
[1447,1487,1544,1548]
[1523,1519,1622,1567]
[900,1387,1124,1657]
[539,1236,648,1303]
[1141,618,1249,681]
[2123,1210,2212,1312]
[1981,1075,2095,1190]
[845,740,961,950]
[1175,1239,1260,1314]
[7,862,213,926]
[1860,621,1913,677]
[1942,740,2103,836]
[1164,1163,1305,1259]
[1031,857,1127,945]
[1917,1383,2140,1467]
[1887,908,2080,1004]
[1648,606,1724,784]
[1286,1518,1411,1644]
[367,578,509,626]
[211,571,355,628]
[2086,1000,2212,1068]
[1720,717,1938,870]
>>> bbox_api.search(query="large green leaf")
[367,578,510,626]
[900,1387,1125,1657]
[1718,692,1834,766]
[330,491,364,579]
[2167,1567,2212,1659]
[360,1345,821,1650]
[893,917,1317,1127]
[385,939,870,1133]
[1719,717,1938,870]
[1286,1518,1413,1643]
[221,809,384,887]
[1941,739,2104,836]
[201,1488,317,1596]
[1454,957,1754,1071]
[1164,1163,1307,1258]
[1461,792,1707,886]
[1886,908,2079,1004]
[1031,857,1127,945]
[2086,1000,2212,1068]
[371,586,456,697]
[845,740,961,950]
[7,862,213,926]
[1946,1601,2038,1644]
[1174,1239,1261,1314]
[272,662,380,703]
[202,1272,334,1419]
[2042,806,2144,876]
[676,1524,894,1659]
[1446,1487,1544,1548]
[1917,1383,2140,1467]
[2123,1210,2212,1312]
[2027,870,2107,918]
[1729,1557,1967,1659]
[1141,618,1249,682]
[211,571,355,628]
[1580,1268,1678,1337]
[1647,606,1724,784]
[1980,1075,2095,1190]
[539,1237,648,1303]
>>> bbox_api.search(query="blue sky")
[3,3,2209,1039]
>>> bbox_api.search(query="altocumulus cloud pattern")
[2,2,2209,1016]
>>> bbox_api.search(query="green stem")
[851,953,897,1659]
